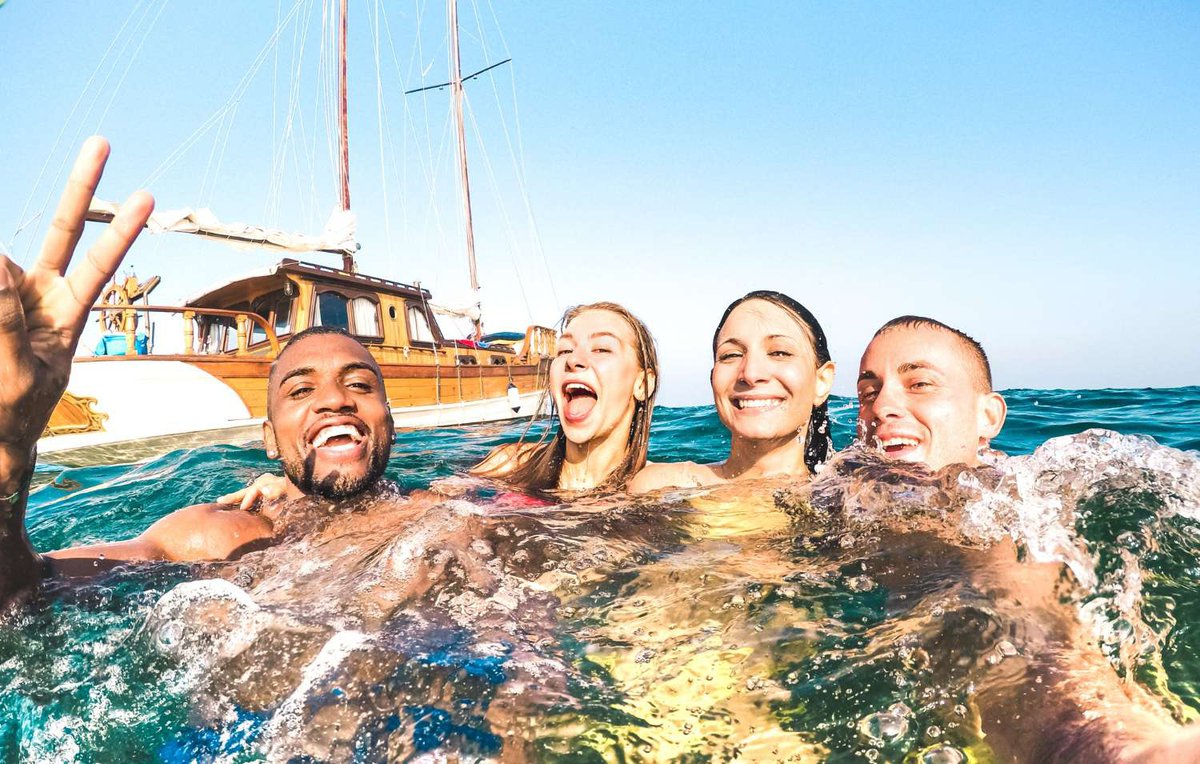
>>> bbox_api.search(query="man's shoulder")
[145,503,276,560]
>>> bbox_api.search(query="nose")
[737,348,770,385]
[866,380,904,422]
[312,380,356,413]
[562,348,588,371]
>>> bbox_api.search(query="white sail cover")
[430,302,482,322]
[87,199,358,257]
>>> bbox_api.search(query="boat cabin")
[179,259,539,367]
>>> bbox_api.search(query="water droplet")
[920,743,966,763]
[857,707,909,743]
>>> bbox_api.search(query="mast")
[449,0,483,340]
[337,0,355,272]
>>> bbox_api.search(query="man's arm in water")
[0,138,156,606]
[45,503,277,577]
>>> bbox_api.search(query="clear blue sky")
[2,2,1197,405]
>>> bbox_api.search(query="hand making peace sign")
[0,137,153,472]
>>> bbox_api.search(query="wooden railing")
[92,305,281,356]
[522,325,557,360]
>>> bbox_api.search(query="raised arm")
[0,137,153,607]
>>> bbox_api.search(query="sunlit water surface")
[6,388,1199,762]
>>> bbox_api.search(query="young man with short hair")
[854,315,1200,762]
[857,315,1006,470]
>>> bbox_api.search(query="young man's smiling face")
[856,324,1006,470]
[263,332,395,500]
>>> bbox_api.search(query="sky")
[1,1,1197,405]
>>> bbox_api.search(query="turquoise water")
[7,387,1200,761]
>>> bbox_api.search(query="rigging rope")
[479,0,561,317]
[139,0,308,190]
[13,0,160,264]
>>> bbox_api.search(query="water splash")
[6,402,1200,760]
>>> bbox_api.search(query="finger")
[36,137,111,276]
[64,190,154,326]
[216,489,245,505]
[0,258,34,372]
[240,490,260,512]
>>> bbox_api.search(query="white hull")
[39,360,543,467]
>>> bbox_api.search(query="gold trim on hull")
[44,392,108,437]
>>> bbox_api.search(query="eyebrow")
[718,333,799,345]
[857,361,942,383]
[278,362,382,387]
[560,331,623,343]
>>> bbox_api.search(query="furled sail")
[86,199,358,261]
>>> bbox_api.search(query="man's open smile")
[302,416,372,469]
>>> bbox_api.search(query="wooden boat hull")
[40,355,550,466]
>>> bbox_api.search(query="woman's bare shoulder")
[470,442,539,477]
[627,461,721,494]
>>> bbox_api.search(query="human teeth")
[313,424,363,447]
[880,437,918,448]
[736,399,781,409]
[565,383,594,395]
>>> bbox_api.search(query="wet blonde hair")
[479,302,659,495]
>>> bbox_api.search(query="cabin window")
[314,290,381,338]
[351,297,381,337]
[274,296,292,336]
[406,304,436,344]
[314,291,350,331]
[199,316,238,354]
[249,292,292,345]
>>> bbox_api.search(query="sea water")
[5,387,1199,761]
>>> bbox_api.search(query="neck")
[557,419,634,493]
[283,478,308,501]
[719,434,810,482]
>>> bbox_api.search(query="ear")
[812,361,836,406]
[263,420,280,460]
[977,391,1007,440]
[634,370,657,402]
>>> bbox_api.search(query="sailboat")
[38,0,556,467]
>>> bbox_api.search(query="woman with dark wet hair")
[629,290,834,493]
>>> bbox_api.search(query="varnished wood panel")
[70,352,548,418]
